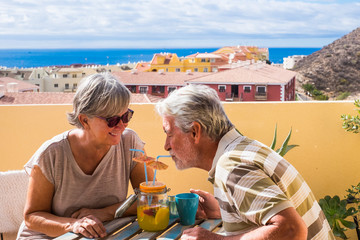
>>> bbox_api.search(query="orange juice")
[137,204,170,231]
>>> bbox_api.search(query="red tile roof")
[0,77,39,92]
[186,63,296,85]
[0,92,75,105]
[135,62,151,72]
[0,92,162,105]
[113,71,210,86]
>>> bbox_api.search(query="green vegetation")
[323,101,360,238]
[270,124,298,156]
[319,182,360,239]
[236,124,298,157]
[337,92,351,100]
[341,100,360,133]
[302,83,329,100]
[319,195,357,239]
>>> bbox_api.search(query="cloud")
[0,0,359,48]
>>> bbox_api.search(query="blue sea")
[0,48,321,68]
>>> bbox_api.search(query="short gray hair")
[155,84,234,141]
[67,73,131,128]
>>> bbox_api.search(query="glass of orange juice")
[137,181,170,231]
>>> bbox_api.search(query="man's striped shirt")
[208,129,334,239]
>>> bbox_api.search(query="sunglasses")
[97,109,134,128]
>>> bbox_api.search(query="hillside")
[293,27,360,99]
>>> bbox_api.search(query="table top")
[55,216,222,240]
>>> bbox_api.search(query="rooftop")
[0,77,39,92]
[113,71,210,86]
[188,63,296,85]
[0,92,162,105]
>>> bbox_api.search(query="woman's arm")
[24,165,106,238]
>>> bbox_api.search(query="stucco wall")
[0,101,359,238]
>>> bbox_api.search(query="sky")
[0,0,359,49]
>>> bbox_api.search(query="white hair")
[155,84,234,141]
[67,73,130,128]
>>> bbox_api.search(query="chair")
[0,170,29,240]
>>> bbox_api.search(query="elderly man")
[155,84,334,240]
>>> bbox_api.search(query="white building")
[283,55,306,69]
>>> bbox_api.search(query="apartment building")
[146,46,270,73]
[114,62,296,102]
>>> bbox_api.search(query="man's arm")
[181,207,307,240]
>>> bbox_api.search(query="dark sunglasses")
[97,109,134,128]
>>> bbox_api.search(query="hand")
[190,189,221,219]
[72,207,113,222]
[181,227,223,240]
[70,215,107,239]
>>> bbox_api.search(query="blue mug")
[175,193,199,225]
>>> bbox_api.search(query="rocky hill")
[293,27,360,99]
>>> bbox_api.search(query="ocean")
[0,48,321,68]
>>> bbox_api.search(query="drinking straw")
[152,155,171,185]
[130,149,148,185]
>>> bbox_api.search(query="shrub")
[337,92,351,100]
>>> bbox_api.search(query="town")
[0,46,300,104]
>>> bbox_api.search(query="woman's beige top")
[17,128,144,239]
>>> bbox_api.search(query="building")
[283,55,306,69]
[0,77,39,98]
[1,64,130,93]
[113,70,210,97]
[0,91,162,105]
[213,46,269,63]
[187,62,296,101]
[113,62,296,102]
[146,46,270,73]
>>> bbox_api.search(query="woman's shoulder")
[120,128,144,149]
[121,128,138,138]
[39,131,70,152]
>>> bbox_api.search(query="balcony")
[255,92,267,100]
[1,101,359,239]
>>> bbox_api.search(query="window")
[168,87,176,93]
[21,73,25,78]
[244,86,251,93]
[257,86,266,93]
[204,68,208,72]
[54,84,58,88]
[130,86,136,93]
[218,85,226,92]
[152,86,157,93]
[63,74,68,78]
[212,67,218,72]
[140,87,148,94]
[166,68,168,72]
[38,74,40,78]
[175,68,180,72]
[73,83,77,89]
[65,83,69,89]
[201,59,206,62]
[72,74,77,78]
[210,59,215,63]
[159,86,165,93]
[194,68,198,72]
[82,73,86,77]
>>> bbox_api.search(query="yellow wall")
[1,102,359,238]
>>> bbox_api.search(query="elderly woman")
[17,73,153,239]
